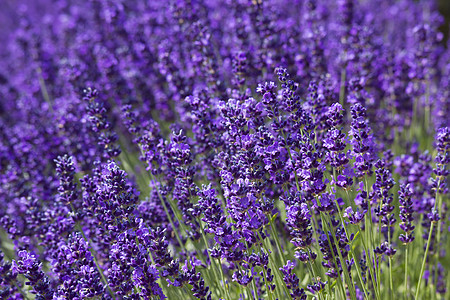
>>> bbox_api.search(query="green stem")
[334,184,370,300]
[12,280,31,300]
[200,225,225,298]
[433,222,442,297]
[320,213,349,300]
[137,146,189,253]
[68,202,115,299]
[36,67,53,112]
[243,240,260,300]
[148,173,187,253]
[250,272,259,300]
[77,224,116,299]
[269,218,287,265]
[410,88,418,141]
[432,179,444,297]
[388,225,393,298]
[326,213,357,300]
[359,230,380,300]
[376,196,383,297]
[364,177,381,298]
[424,81,430,134]
[218,259,232,299]
[335,211,370,299]
[405,245,409,300]
[281,132,301,192]
[261,265,274,300]
[415,222,435,299]
[257,230,289,300]
[339,67,347,108]
[306,260,324,300]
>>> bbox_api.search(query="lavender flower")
[55,155,78,205]
[431,127,449,196]
[12,250,53,299]
[349,103,375,178]
[399,184,415,244]
[343,207,365,225]
[0,250,22,299]
[279,261,307,300]
[83,88,121,159]
[285,199,313,250]
[0,1,449,299]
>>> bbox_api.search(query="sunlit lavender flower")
[0,1,449,299]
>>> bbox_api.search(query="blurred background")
[439,0,450,41]
[0,0,449,51]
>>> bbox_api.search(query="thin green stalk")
[324,213,357,300]
[261,265,274,300]
[36,67,53,112]
[433,221,442,297]
[218,258,232,299]
[359,230,380,300]
[269,218,287,265]
[137,147,188,253]
[339,67,347,108]
[351,243,370,300]
[250,273,259,300]
[148,173,186,253]
[388,226,393,298]
[236,263,257,300]
[446,268,450,300]
[415,222,435,299]
[309,249,325,281]
[77,224,116,299]
[333,183,370,300]
[306,260,324,300]
[257,230,289,300]
[245,285,254,300]
[334,205,370,299]
[410,89,418,141]
[243,240,260,300]
[364,177,381,298]
[404,244,409,300]
[328,172,359,299]
[68,202,115,299]
[422,176,442,297]
[320,213,349,300]
[281,133,327,294]
[305,249,327,300]
[281,132,301,193]
[376,195,383,297]
[424,81,430,134]
[12,280,31,300]
[200,226,226,298]
[432,181,444,297]
[306,202,323,264]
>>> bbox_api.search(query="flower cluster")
[0,0,449,299]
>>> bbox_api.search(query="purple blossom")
[0,1,448,299]
[12,250,53,299]
[279,260,307,300]
[343,206,365,225]
[399,184,415,244]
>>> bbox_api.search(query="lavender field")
[0,0,449,299]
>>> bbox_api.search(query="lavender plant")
[0,0,449,299]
